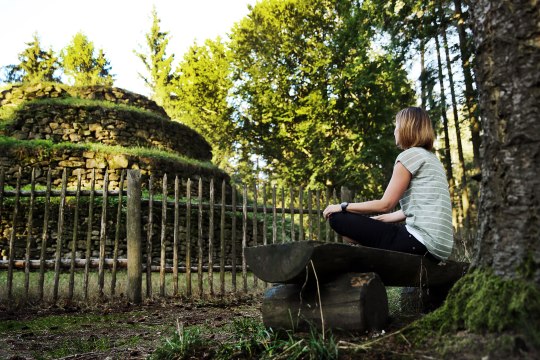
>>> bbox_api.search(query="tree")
[229,0,414,195]
[452,0,480,168]
[471,1,540,282]
[415,0,540,347]
[61,32,114,86]
[1,33,59,83]
[134,7,174,107]
[167,38,235,171]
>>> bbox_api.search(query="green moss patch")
[408,269,540,347]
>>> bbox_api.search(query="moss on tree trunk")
[408,269,540,348]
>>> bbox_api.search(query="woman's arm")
[323,162,411,219]
[371,210,406,223]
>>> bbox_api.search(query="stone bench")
[245,241,469,332]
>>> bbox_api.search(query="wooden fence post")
[127,170,142,304]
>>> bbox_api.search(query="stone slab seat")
[245,240,469,288]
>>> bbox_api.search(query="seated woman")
[323,107,454,261]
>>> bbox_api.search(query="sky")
[0,0,257,96]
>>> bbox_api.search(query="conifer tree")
[134,7,174,107]
[61,32,114,86]
[1,33,59,83]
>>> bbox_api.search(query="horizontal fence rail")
[0,167,355,307]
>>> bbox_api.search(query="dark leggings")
[329,212,429,256]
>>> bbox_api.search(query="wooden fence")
[0,167,352,306]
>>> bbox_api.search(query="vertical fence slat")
[24,168,36,300]
[307,189,312,241]
[146,175,154,299]
[160,174,167,297]
[111,170,125,297]
[197,178,203,298]
[316,189,321,241]
[252,182,258,288]
[289,187,295,242]
[7,167,21,302]
[231,185,237,293]
[0,168,4,231]
[185,178,192,297]
[208,179,215,296]
[262,184,268,288]
[173,176,180,296]
[333,188,338,242]
[299,186,304,242]
[242,184,248,293]
[98,170,109,298]
[68,173,82,301]
[83,170,94,301]
[272,185,277,244]
[263,184,268,246]
[220,180,226,296]
[325,188,330,242]
[53,168,67,303]
[127,170,142,304]
[281,188,285,243]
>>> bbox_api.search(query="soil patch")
[0,295,262,359]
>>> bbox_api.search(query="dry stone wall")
[1,83,167,116]
[0,146,227,192]
[0,83,224,190]
[5,102,211,161]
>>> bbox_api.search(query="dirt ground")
[0,296,263,359]
[1,297,536,360]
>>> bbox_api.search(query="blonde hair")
[395,107,435,150]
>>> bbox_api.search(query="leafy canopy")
[167,38,235,171]
[229,0,415,195]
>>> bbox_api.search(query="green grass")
[20,96,163,118]
[0,270,263,307]
[150,316,339,360]
[0,312,125,334]
[40,337,112,359]
[0,135,218,170]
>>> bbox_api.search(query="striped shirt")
[396,147,454,260]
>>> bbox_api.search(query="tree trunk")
[420,39,427,109]
[453,0,481,169]
[440,2,471,234]
[470,0,540,282]
[434,26,460,226]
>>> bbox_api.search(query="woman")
[323,107,454,260]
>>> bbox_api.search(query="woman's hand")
[323,204,341,219]
[371,210,406,223]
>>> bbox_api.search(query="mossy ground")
[402,269,540,358]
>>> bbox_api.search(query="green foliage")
[150,322,208,360]
[134,6,175,107]
[229,0,415,195]
[150,317,338,360]
[409,269,540,346]
[61,32,114,86]
[167,38,235,171]
[1,33,60,83]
